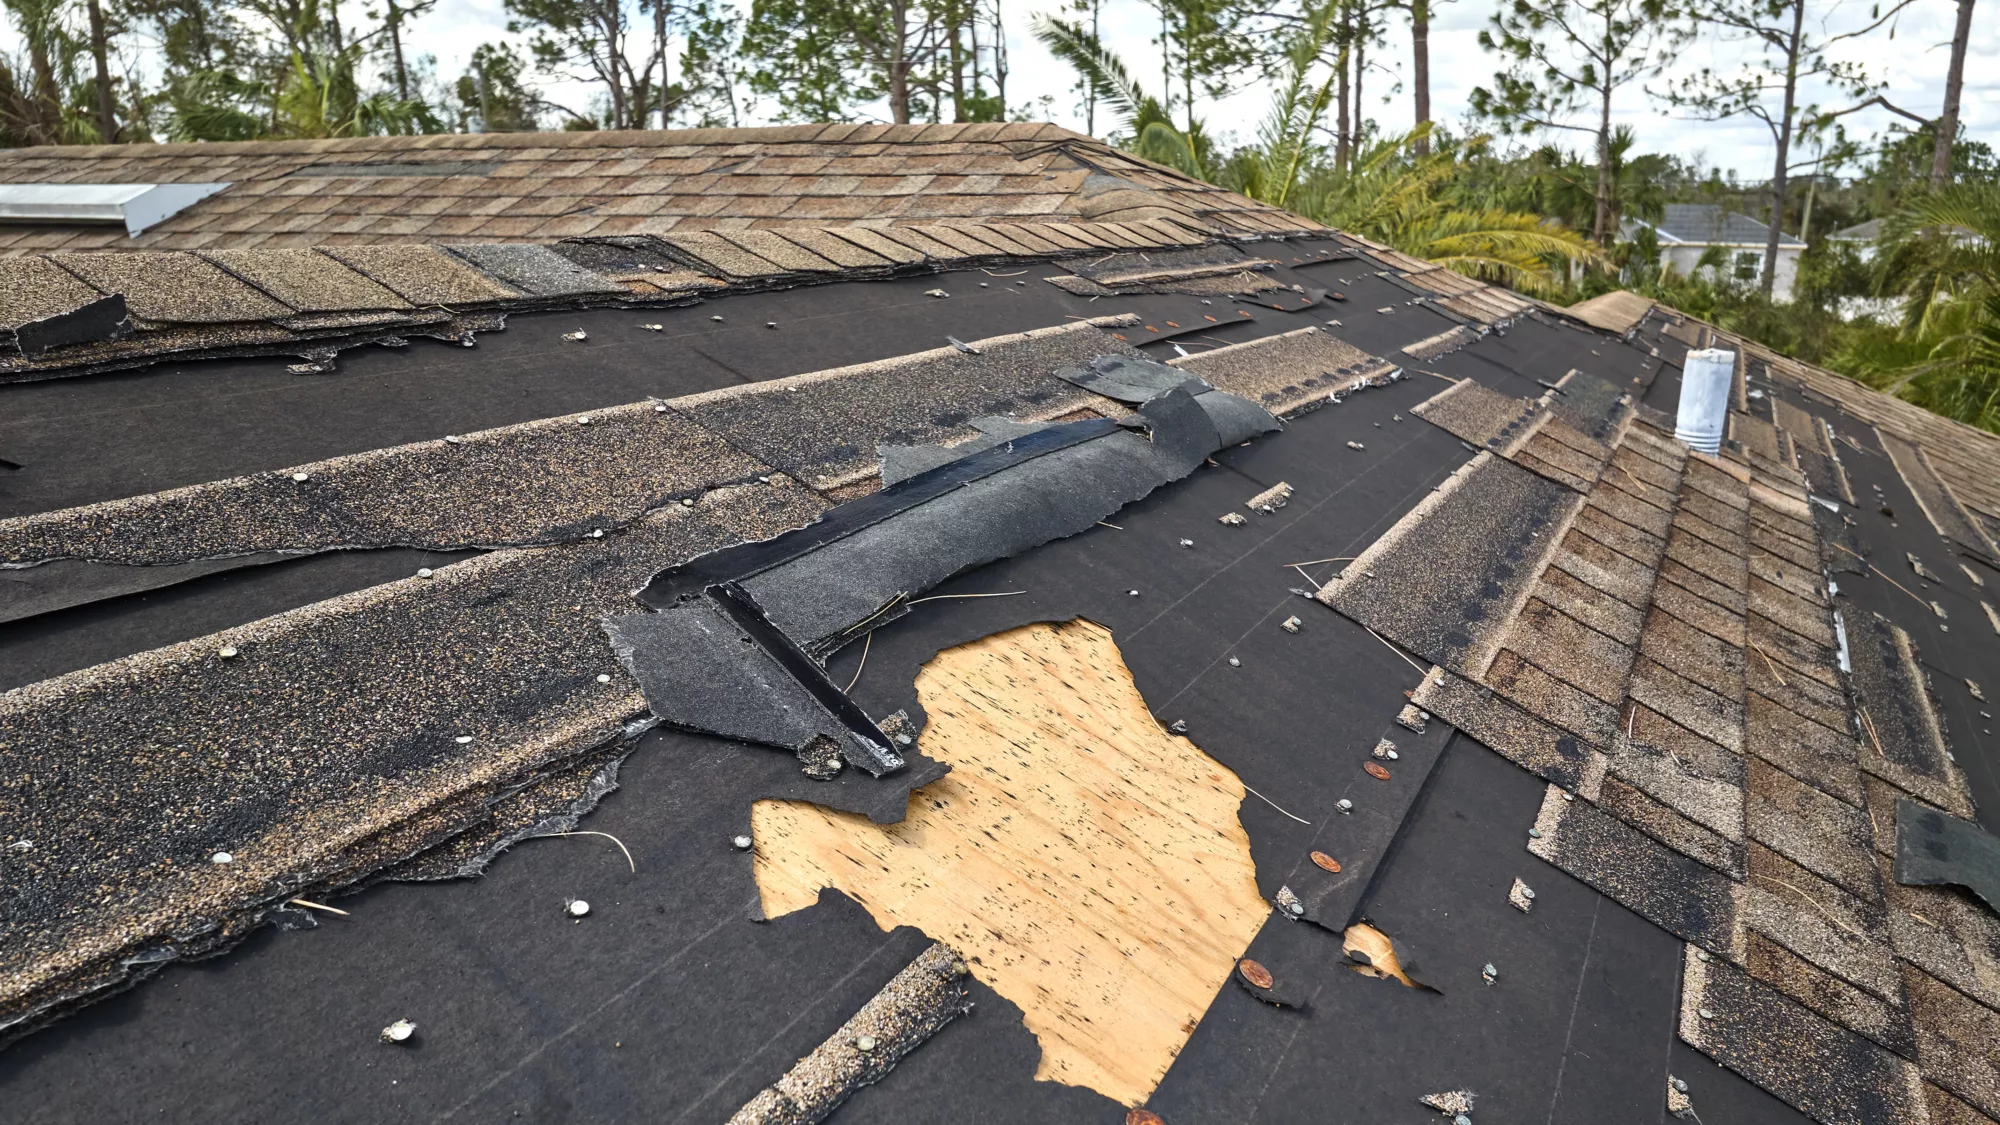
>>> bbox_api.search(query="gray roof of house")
[1648,203,1806,247]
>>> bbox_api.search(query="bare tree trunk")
[85,0,117,142]
[992,0,1008,116]
[948,0,967,122]
[1335,1,1352,172]
[655,0,670,126]
[388,0,411,101]
[889,0,913,124]
[1593,84,1613,246]
[1410,0,1429,154]
[1761,0,1804,297]
[1354,10,1365,146]
[1084,0,1098,132]
[1930,0,1974,187]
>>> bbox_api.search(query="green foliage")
[455,42,539,131]
[1030,13,1209,177]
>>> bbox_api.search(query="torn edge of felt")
[607,373,1278,800]
[1894,798,2000,916]
[727,941,975,1125]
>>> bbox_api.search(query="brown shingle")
[0,256,107,330]
[321,244,521,304]
[50,251,294,323]
[203,248,411,312]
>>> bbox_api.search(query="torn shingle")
[321,244,523,305]
[1169,325,1396,417]
[1319,453,1581,676]
[1680,948,1928,1125]
[0,403,769,566]
[442,243,627,297]
[729,942,975,1125]
[50,251,295,324]
[0,480,828,1043]
[1893,800,2000,915]
[1879,429,2000,559]
[671,318,1133,492]
[1847,613,1972,817]
[1530,785,1742,955]
[1411,666,1602,792]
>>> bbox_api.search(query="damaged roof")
[3,125,1999,1125]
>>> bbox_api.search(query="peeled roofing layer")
[0,320,1141,568]
[0,480,827,1043]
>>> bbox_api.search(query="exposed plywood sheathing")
[750,619,1268,1108]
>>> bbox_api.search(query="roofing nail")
[445,435,462,443]
[732,835,753,850]
[855,1035,878,1052]
[765,321,778,329]
[1168,719,1188,733]
[1527,827,1542,838]
[1227,656,1241,667]
[211,851,233,864]
[1482,963,1497,984]
[578,416,593,424]
[1672,1077,1689,1093]
[455,735,473,744]
[1281,616,1302,633]
[218,645,240,659]
[417,568,435,579]
[381,1019,417,1044]
[924,289,949,298]
[591,529,605,538]
[654,404,669,413]
[563,329,588,342]
[641,323,664,331]
[566,899,591,918]
[978,282,989,288]
[1698,1008,1714,1020]
[680,497,694,507]
[1336,799,1353,813]
[1346,441,1365,451]
[291,472,310,482]
[711,315,724,322]
[1236,958,1275,989]
[1179,538,1194,548]
[596,674,613,684]
[1127,589,1140,597]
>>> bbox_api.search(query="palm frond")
[1029,15,1146,132]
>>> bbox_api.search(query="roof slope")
[2,136,1997,1125]
[0,123,1310,256]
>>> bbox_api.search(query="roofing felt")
[1,128,1998,1125]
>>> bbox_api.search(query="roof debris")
[1245,481,1293,513]
[1419,1090,1474,1116]
[1508,878,1535,912]
[380,1019,416,1045]
[562,329,587,342]
[1218,512,1247,526]
[1395,704,1428,734]
[1281,615,1302,633]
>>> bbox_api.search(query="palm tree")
[1870,184,2000,429]
[1290,130,1605,295]
[1030,14,1208,179]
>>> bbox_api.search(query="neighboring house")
[1624,202,1807,299]
[4,125,2000,1125]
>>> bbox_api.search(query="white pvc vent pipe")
[1675,348,1735,454]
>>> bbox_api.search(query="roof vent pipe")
[1675,348,1735,454]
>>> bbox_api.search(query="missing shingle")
[751,620,1267,1108]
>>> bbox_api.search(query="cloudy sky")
[9,0,1993,179]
